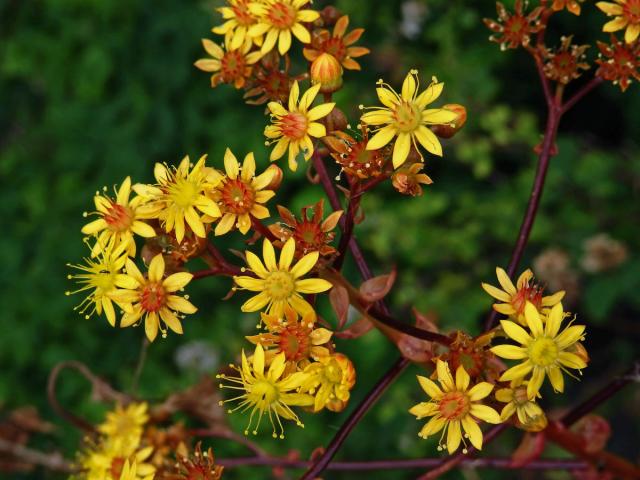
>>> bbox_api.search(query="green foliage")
[1,0,639,479]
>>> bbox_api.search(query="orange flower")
[195,37,262,89]
[303,15,370,70]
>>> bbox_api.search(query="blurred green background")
[1,0,639,478]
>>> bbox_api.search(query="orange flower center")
[280,112,308,140]
[109,457,125,479]
[321,37,347,61]
[438,391,470,421]
[268,2,296,29]
[220,178,256,215]
[393,101,421,133]
[141,282,166,312]
[221,50,247,82]
[553,51,576,76]
[105,202,133,232]
[277,324,311,361]
[232,1,255,26]
[623,0,640,23]
[293,221,326,251]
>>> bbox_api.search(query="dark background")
[1,0,639,478]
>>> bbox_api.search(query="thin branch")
[189,427,268,458]
[0,439,76,474]
[218,455,588,471]
[561,360,640,427]
[130,337,150,395]
[299,357,410,479]
[333,184,361,271]
[417,424,508,480]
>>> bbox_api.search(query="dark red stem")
[299,357,411,479]
[219,455,587,471]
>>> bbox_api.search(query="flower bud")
[323,105,348,132]
[264,164,283,191]
[430,104,467,139]
[310,53,343,94]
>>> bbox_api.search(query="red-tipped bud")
[431,104,467,139]
[264,164,283,191]
[310,53,343,94]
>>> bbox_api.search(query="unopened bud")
[431,104,467,139]
[265,164,283,191]
[323,106,348,132]
[320,6,340,27]
[310,53,343,94]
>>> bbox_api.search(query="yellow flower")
[495,380,544,424]
[98,402,148,445]
[211,148,276,236]
[409,360,501,454]
[213,0,262,50]
[360,69,459,169]
[78,437,155,480]
[491,302,588,399]
[134,155,222,244]
[248,0,319,56]
[299,353,356,412]
[265,81,335,171]
[597,0,640,44]
[482,266,565,326]
[81,177,156,258]
[119,254,196,342]
[246,306,333,367]
[217,344,313,438]
[194,37,263,89]
[66,241,136,327]
[234,237,332,317]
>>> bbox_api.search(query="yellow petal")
[500,320,532,345]
[148,254,165,283]
[202,39,224,59]
[409,402,438,418]
[81,218,107,235]
[246,251,268,278]
[290,251,319,278]
[215,212,236,236]
[481,283,511,302]
[595,1,623,16]
[419,415,446,438]
[500,361,533,382]
[376,87,399,108]
[491,345,527,360]
[558,352,587,370]
[160,308,183,334]
[548,366,564,393]
[234,276,265,290]
[417,375,443,399]
[291,20,311,42]
[468,382,494,401]
[307,122,326,138]
[163,272,193,292]
[278,28,292,55]
[241,292,270,312]
[527,367,546,399]
[461,416,483,450]
[392,132,411,168]
[446,420,462,454]
[603,16,628,32]
[545,302,564,337]
[253,344,265,375]
[401,70,417,100]
[469,404,501,424]
[625,23,640,43]
[279,237,295,270]
[555,324,585,350]
[166,295,197,314]
[436,359,455,391]
[224,148,239,179]
[131,221,155,238]
[414,126,443,157]
[455,365,470,391]
[524,302,544,337]
[145,312,159,342]
[263,239,277,271]
[270,138,289,161]
[295,278,332,293]
[307,102,335,121]
[366,125,396,150]
[415,80,444,108]
[288,80,300,111]
[495,267,516,295]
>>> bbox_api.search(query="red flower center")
[503,16,528,44]
[221,50,247,82]
[277,324,311,361]
[623,0,640,23]
[321,37,347,61]
[293,221,325,251]
[141,282,166,312]
[109,457,125,479]
[232,1,255,26]
[268,2,296,29]
[280,112,308,140]
[438,391,470,421]
[512,281,543,315]
[220,178,256,215]
[105,202,133,232]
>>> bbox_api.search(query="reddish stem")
[299,357,411,479]
[218,455,588,471]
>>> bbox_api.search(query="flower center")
[528,337,559,367]
[104,202,133,232]
[280,112,308,140]
[91,270,117,293]
[264,271,295,300]
[268,2,296,29]
[504,16,527,43]
[278,325,310,361]
[623,0,640,23]
[294,222,325,250]
[393,101,421,133]
[322,37,347,61]
[221,50,247,81]
[220,178,256,214]
[140,282,166,312]
[169,177,199,209]
[232,1,255,26]
[438,391,470,421]
[250,379,279,407]
[511,282,543,315]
